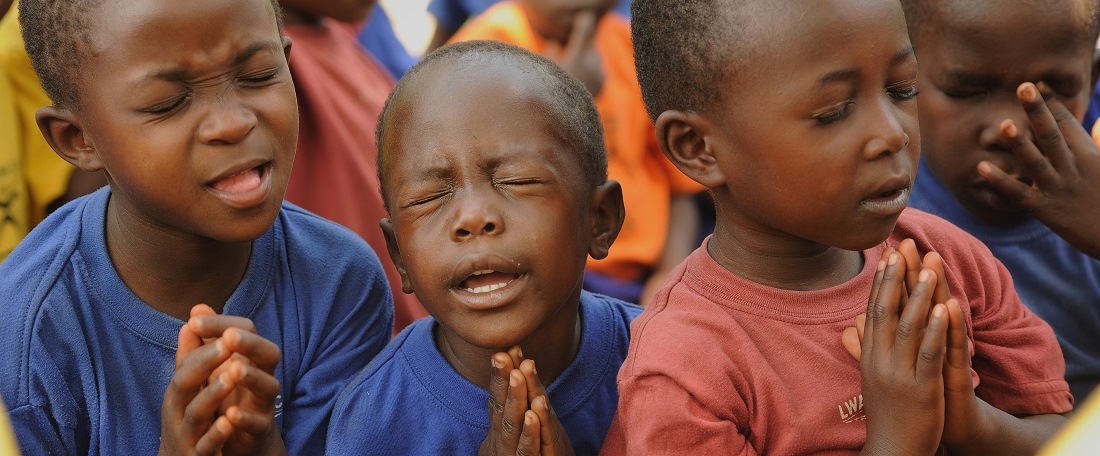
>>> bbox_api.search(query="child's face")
[519,0,618,43]
[913,2,1094,225]
[278,0,376,23]
[75,0,297,242]
[704,0,920,251]
[381,64,597,350]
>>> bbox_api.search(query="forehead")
[916,2,1092,78]
[388,60,573,167]
[726,0,911,95]
[84,0,280,75]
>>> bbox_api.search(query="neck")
[707,214,864,291]
[105,195,253,320]
[435,303,583,390]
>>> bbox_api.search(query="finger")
[516,411,540,456]
[221,328,281,373]
[518,359,547,405]
[177,322,205,367]
[867,252,905,354]
[507,346,525,371]
[921,251,951,304]
[487,353,516,435]
[188,314,258,339]
[1017,82,1074,174]
[190,304,221,346]
[855,313,866,341]
[500,370,528,450]
[183,372,238,427]
[563,9,599,60]
[1034,82,1082,172]
[226,359,281,417]
[867,246,895,307]
[915,303,948,381]
[193,415,234,456]
[862,256,889,352]
[896,269,938,366]
[170,340,235,399]
[977,159,1038,208]
[944,298,971,373]
[841,326,862,362]
[532,395,569,455]
[224,404,275,439]
[897,239,921,296]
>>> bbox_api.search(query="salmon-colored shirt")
[283,20,426,333]
[451,2,704,281]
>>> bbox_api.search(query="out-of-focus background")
[380,0,435,56]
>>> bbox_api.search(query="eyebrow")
[817,46,916,87]
[137,41,280,85]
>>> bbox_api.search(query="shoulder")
[892,207,993,261]
[451,2,529,43]
[581,291,644,325]
[275,202,385,272]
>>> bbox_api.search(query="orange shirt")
[451,2,703,281]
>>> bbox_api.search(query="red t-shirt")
[283,20,426,334]
[602,208,1072,454]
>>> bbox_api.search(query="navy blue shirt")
[326,292,642,455]
[428,0,631,32]
[0,187,394,455]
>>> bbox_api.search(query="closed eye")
[144,94,189,115]
[887,81,919,101]
[403,191,451,208]
[240,69,280,85]
[812,100,855,125]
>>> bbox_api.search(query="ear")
[654,110,725,188]
[380,218,415,294]
[36,106,103,172]
[587,179,625,260]
[281,35,293,62]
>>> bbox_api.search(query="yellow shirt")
[0,1,76,260]
[0,397,19,455]
[1039,387,1100,455]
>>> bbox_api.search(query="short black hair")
[376,40,607,209]
[631,0,765,121]
[901,0,1100,43]
[19,0,283,109]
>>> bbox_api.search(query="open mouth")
[210,164,269,194]
[458,269,520,294]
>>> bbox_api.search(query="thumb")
[563,9,599,59]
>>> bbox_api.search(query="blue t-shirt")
[0,187,395,455]
[358,5,417,79]
[428,0,631,31]
[326,292,642,455]
[911,160,1100,402]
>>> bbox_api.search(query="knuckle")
[895,320,914,340]
[1039,129,1064,147]
[920,346,940,363]
[501,419,517,435]
[488,396,505,414]
[870,304,890,325]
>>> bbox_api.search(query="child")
[277,0,427,334]
[901,0,1100,403]
[0,0,394,454]
[601,0,1072,454]
[450,0,705,306]
[325,40,641,455]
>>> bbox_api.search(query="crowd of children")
[0,0,1097,455]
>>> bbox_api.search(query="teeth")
[465,282,509,294]
[471,269,495,276]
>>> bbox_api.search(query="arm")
[479,350,573,456]
[980,82,1100,258]
[640,194,699,306]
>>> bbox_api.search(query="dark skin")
[379,57,625,455]
[653,0,1065,453]
[35,0,298,320]
[0,0,10,21]
[159,305,285,456]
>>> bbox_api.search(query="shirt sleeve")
[601,373,757,455]
[956,237,1074,415]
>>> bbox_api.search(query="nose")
[450,189,505,241]
[197,98,257,145]
[863,96,912,160]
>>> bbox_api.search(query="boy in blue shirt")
[901,0,1100,403]
[0,0,393,454]
[325,40,640,455]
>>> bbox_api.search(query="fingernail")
[918,269,930,283]
[1021,84,1037,101]
[1001,121,1017,138]
[491,356,504,369]
[877,260,887,271]
[933,304,946,318]
[977,161,992,175]
[888,253,899,265]
[510,371,520,387]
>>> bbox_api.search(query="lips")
[859,174,912,216]
[458,269,521,294]
[206,160,273,209]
